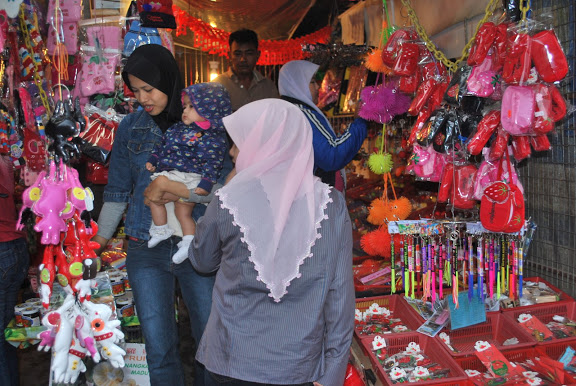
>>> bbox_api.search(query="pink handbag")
[467,53,496,97]
[46,22,78,55]
[77,26,122,97]
[46,0,82,23]
[406,143,446,182]
[473,149,523,200]
[501,85,535,135]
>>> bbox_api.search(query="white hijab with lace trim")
[216,99,332,302]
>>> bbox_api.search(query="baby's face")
[182,95,205,125]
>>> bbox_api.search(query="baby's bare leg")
[149,202,168,226]
[174,201,196,236]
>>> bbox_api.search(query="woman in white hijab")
[189,99,354,385]
[279,60,368,192]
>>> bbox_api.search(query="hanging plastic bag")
[123,20,163,57]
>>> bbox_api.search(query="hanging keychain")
[495,236,501,299]
[510,238,516,301]
[501,236,506,297]
[489,236,495,300]
[425,237,432,300]
[431,238,437,303]
[409,236,415,298]
[468,235,474,300]
[391,237,396,294]
[506,236,511,297]
[451,230,459,308]
[415,236,421,297]
[518,235,524,299]
[403,236,409,298]
[477,236,485,301]
[439,240,444,299]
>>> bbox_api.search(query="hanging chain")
[520,0,531,22]
[18,4,51,114]
[400,0,501,73]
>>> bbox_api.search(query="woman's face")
[309,78,320,105]
[229,144,239,164]
[127,74,168,116]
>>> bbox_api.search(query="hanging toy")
[83,301,126,368]
[38,295,126,384]
[366,126,394,176]
[45,97,86,165]
[358,80,411,124]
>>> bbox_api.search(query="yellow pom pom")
[367,152,393,175]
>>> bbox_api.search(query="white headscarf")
[216,99,332,302]
[278,60,333,132]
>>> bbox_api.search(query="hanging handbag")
[480,148,525,232]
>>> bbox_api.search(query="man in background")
[214,29,279,111]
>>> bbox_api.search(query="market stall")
[1,0,575,384]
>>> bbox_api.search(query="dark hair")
[229,29,259,49]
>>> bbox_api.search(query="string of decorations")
[172,5,332,66]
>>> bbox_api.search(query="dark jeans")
[206,371,314,386]
[126,237,215,386]
[0,238,29,386]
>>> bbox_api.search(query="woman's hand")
[91,234,109,256]
[145,162,156,172]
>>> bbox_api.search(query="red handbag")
[480,148,525,233]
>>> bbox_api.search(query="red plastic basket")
[501,301,576,345]
[435,312,535,357]
[499,276,574,313]
[354,295,424,344]
[353,255,393,296]
[456,347,576,385]
[360,333,469,385]
[537,340,576,360]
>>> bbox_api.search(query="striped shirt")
[190,189,354,385]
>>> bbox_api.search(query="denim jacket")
[104,110,161,240]
[104,110,232,240]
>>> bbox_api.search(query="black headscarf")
[122,45,184,132]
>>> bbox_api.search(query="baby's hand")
[145,162,156,172]
[194,187,209,196]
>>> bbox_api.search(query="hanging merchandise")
[405,143,446,182]
[123,20,163,57]
[480,148,525,233]
[437,160,478,211]
[137,0,176,29]
[76,25,122,98]
[359,78,411,125]
[38,294,126,383]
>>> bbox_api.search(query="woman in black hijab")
[92,44,215,386]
